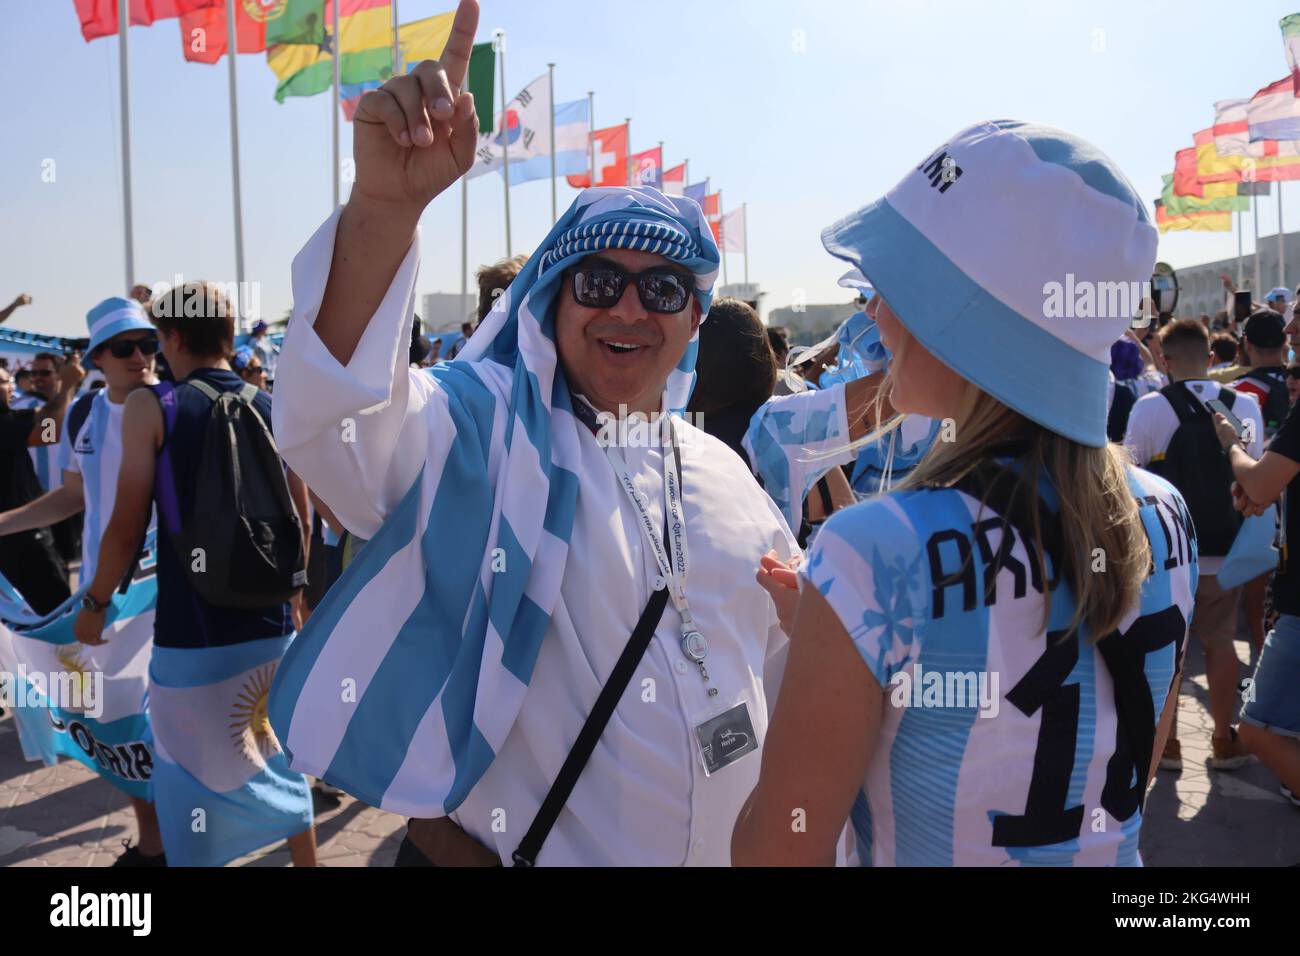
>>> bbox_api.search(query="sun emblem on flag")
[55,645,92,706]
[229,664,281,763]
[242,0,289,23]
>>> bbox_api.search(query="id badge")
[693,697,758,777]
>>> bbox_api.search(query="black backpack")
[1237,367,1290,437]
[152,379,306,609]
[1146,383,1241,557]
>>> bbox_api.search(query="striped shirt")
[803,464,1194,866]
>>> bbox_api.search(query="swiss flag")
[566,123,629,188]
[74,0,218,42]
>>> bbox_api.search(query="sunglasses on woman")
[105,336,160,359]
[568,261,692,314]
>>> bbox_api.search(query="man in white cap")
[266,0,798,866]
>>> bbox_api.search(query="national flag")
[1282,14,1300,94]
[74,0,217,41]
[719,205,746,253]
[565,123,629,188]
[629,146,662,189]
[339,11,450,118]
[0,556,157,801]
[500,98,592,185]
[702,192,721,242]
[180,0,325,63]
[1174,146,1203,196]
[662,162,686,196]
[266,0,393,103]
[148,634,313,866]
[1154,200,1231,233]
[1196,127,1300,185]
[1160,174,1248,217]
[684,180,708,204]
[1195,128,1247,184]
[1247,76,1300,143]
[466,72,553,180]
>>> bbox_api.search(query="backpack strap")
[187,378,221,403]
[149,382,184,536]
[1158,381,1208,426]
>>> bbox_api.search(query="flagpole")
[625,116,632,185]
[461,177,469,325]
[719,188,728,286]
[494,29,511,257]
[1237,208,1244,287]
[391,0,401,76]
[547,62,557,223]
[331,0,340,209]
[1254,193,1261,296]
[225,0,246,324]
[658,139,663,188]
[742,201,749,288]
[587,90,594,186]
[1279,181,1286,290]
[117,1,134,291]
[684,158,689,189]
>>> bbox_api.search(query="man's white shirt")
[274,217,800,865]
[1123,378,1263,574]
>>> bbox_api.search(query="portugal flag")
[180,0,326,63]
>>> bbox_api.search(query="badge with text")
[694,701,758,776]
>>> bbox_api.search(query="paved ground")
[1,634,1297,867]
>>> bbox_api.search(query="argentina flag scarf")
[269,187,720,816]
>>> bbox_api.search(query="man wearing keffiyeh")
[268,0,802,866]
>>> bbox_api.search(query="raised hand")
[350,0,481,213]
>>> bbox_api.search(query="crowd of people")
[2,5,1299,867]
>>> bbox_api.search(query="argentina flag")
[149,633,312,867]
[0,540,156,800]
[270,186,720,817]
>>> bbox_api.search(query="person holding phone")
[1214,398,1300,807]
[1124,319,1264,771]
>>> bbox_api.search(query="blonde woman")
[734,121,1195,866]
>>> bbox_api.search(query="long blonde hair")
[869,342,1150,641]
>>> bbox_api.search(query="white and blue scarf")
[269,187,720,815]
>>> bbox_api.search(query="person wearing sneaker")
[1216,392,1300,808]
[1125,319,1262,772]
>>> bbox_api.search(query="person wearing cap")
[248,319,279,383]
[266,3,799,868]
[0,296,162,865]
[1267,287,1291,316]
[1213,382,1300,809]
[231,345,268,389]
[1231,310,1293,439]
[735,121,1195,866]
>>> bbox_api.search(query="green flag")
[264,0,327,46]
[466,42,495,133]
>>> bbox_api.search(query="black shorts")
[0,529,70,615]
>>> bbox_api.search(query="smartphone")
[1207,398,1244,438]
[1233,291,1253,323]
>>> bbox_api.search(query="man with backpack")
[1126,318,1264,772]
[1231,310,1292,440]
[73,282,316,867]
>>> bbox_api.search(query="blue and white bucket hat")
[87,296,154,353]
[821,120,1157,448]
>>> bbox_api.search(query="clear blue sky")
[3,0,1299,337]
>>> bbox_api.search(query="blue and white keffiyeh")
[269,187,720,816]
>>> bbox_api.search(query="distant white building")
[1172,230,1300,318]
[422,292,475,335]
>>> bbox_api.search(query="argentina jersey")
[11,392,63,493]
[803,463,1195,866]
[57,390,156,584]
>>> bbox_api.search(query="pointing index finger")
[440,0,481,92]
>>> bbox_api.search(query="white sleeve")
[1237,392,1266,458]
[1123,396,1158,467]
[272,209,445,540]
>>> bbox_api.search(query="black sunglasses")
[105,336,160,359]
[569,261,692,314]
[1286,368,1300,380]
